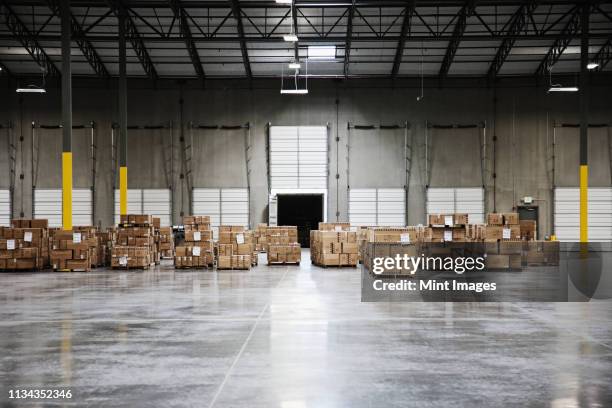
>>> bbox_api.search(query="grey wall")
[1,80,611,238]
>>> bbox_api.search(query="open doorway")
[277,194,324,248]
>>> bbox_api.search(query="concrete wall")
[1,80,611,237]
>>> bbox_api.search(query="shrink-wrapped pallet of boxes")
[310,230,358,267]
[0,222,48,271]
[174,216,214,269]
[111,215,155,269]
[216,225,253,270]
[266,226,301,265]
[49,229,93,271]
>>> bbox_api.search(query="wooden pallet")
[267,261,300,266]
[316,263,358,268]
[54,268,91,272]
[217,266,251,270]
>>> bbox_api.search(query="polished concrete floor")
[1,250,611,407]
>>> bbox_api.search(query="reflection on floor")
[1,250,611,407]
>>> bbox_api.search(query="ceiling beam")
[391,0,416,78]
[46,0,110,78]
[1,0,60,76]
[439,0,477,79]
[107,0,158,80]
[169,0,205,81]
[228,0,252,79]
[487,1,537,79]
[344,1,356,78]
[534,6,581,77]
[592,38,612,71]
[0,1,596,8]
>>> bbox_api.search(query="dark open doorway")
[277,194,324,248]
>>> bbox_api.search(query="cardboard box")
[485,226,503,241]
[486,254,509,269]
[218,255,232,269]
[341,242,359,254]
[503,213,519,225]
[486,213,503,225]
[454,213,469,225]
[519,220,537,240]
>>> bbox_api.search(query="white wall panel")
[427,187,484,224]
[555,188,612,242]
[0,190,10,226]
[114,189,171,226]
[349,188,405,226]
[193,188,249,238]
[35,188,92,227]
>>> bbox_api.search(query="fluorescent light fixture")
[275,0,292,3]
[16,86,46,93]
[548,86,579,92]
[587,62,599,70]
[280,89,308,94]
[283,34,298,42]
[308,45,336,60]
[288,62,301,69]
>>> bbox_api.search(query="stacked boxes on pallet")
[72,226,103,267]
[310,229,358,267]
[253,224,268,252]
[158,227,174,259]
[111,214,155,269]
[174,216,214,269]
[361,227,424,276]
[0,219,49,270]
[266,226,301,265]
[484,213,522,270]
[50,229,93,271]
[428,213,470,242]
[217,225,253,270]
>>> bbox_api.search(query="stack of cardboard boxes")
[158,227,174,259]
[266,226,301,265]
[71,226,103,267]
[217,225,253,270]
[0,219,49,270]
[484,213,522,270]
[310,229,358,267]
[428,213,469,242]
[485,213,521,241]
[174,216,214,269]
[50,229,97,271]
[111,214,155,269]
[252,224,268,252]
[361,227,426,276]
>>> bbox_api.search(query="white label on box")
[400,233,410,243]
[502,228,511,239]
[334,226,342,232]
[236,233,245,244]
[73,232,82,243]
[24,232,32,242]
[444,215,454,227]
[193,231,201,241]
[7,239,15,250]
[444,230,453,242]
[192,246,201,256]
[119,256,127,266]
[350,227,358,232]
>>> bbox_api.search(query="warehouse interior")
[1,0,612,406]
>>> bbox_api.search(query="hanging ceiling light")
[16,85,46,93]
[587,62,599,70]
[16,66,47,93]
[548,86,579,92]
[288,62,301,69]
[280,59,308,95]
[275,0,293,4]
